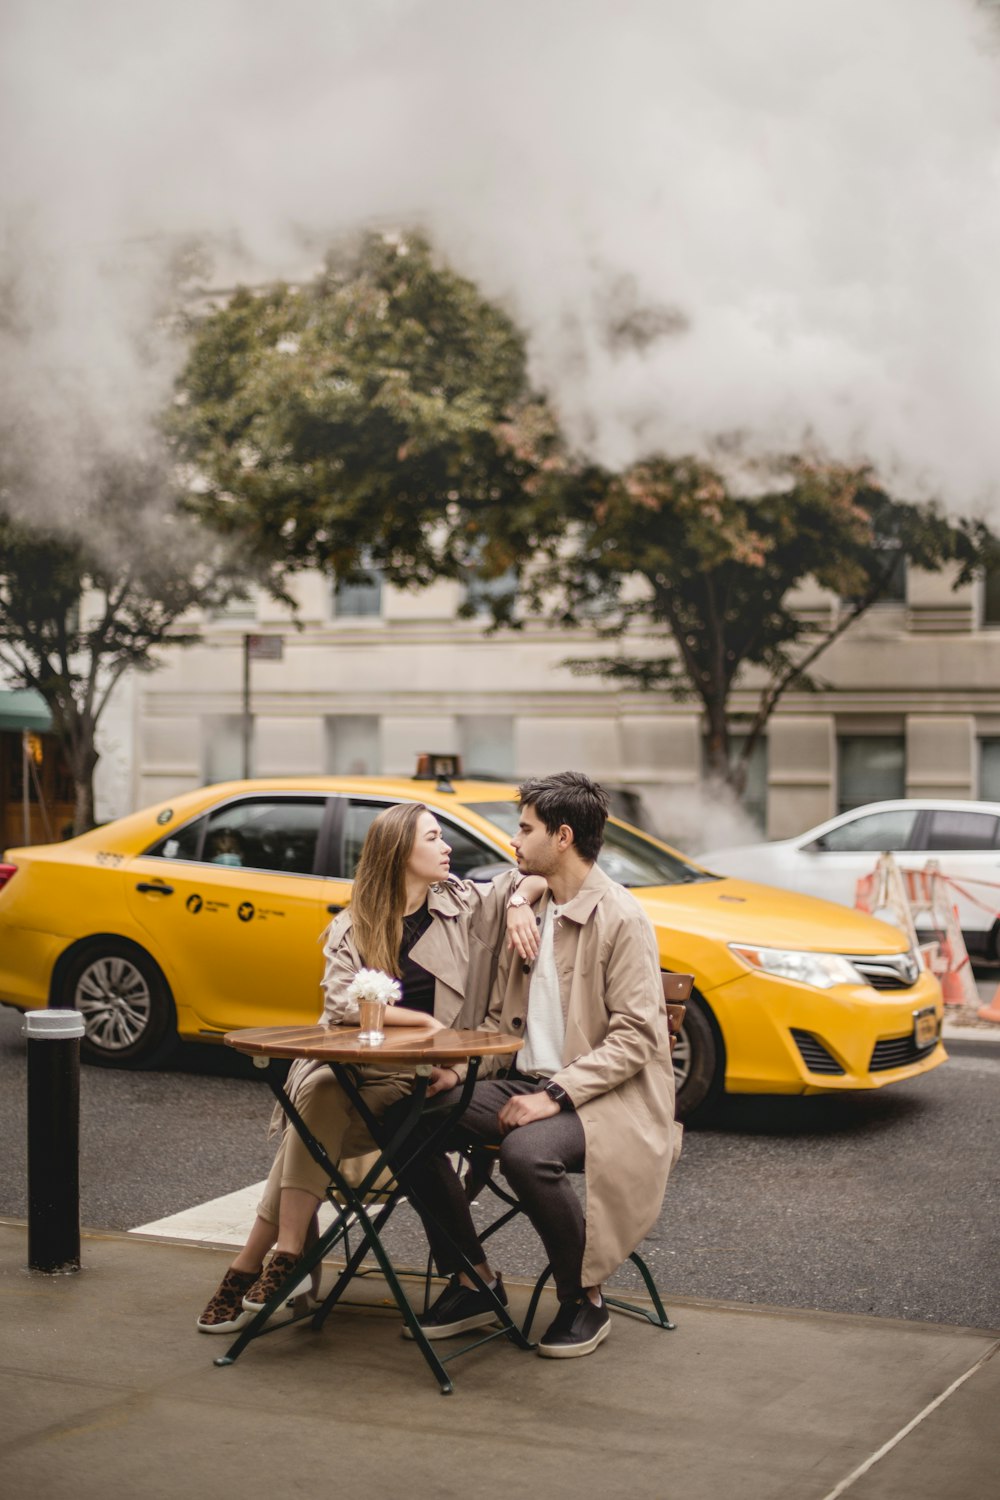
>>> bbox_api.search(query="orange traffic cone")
[941,965,971,1005]
[978,982,1000,1024]
[934,910,980,1008]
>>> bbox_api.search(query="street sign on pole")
[246,635,284,662]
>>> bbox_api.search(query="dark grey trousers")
[401,1078,588,1303]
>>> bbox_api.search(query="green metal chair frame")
[448,973,694,1337]
[462,1142,677,1335]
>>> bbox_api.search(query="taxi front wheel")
[674,991,725,1124]
[57,939,179,1069]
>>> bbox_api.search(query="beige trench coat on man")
[270,871,519,1149]
[478,862,681,1288]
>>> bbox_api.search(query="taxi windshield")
[464,801,714,889]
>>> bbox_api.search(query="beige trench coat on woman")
[480,862,681,1287]
[270,871,520,1155]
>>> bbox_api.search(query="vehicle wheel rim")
[672,1025,692,1089]
[75,956,152,1051]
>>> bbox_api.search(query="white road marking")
[130,1181,406,1247]
[131,1182,269,1246]
[131,1153,461,1245]
[819,1340,1000,1500]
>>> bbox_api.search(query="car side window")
[342,800,395,876]
[436,817,505,879]
[147,816,208,861]
[147,799,326,875]
[923,810,1000,851]
[817,809,918,853]
[340,800,504,880]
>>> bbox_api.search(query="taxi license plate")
[913,1007,939,1047]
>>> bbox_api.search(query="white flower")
[345,968,401,1007]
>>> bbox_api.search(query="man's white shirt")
[517,903,566,1076]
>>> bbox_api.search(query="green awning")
[0,689,53,733]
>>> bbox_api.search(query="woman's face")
[406,810,452,886]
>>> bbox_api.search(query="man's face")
[511,803,562,876]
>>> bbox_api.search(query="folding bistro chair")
[453,972,694,1337]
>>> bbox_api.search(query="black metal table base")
[214,1056,532,1393]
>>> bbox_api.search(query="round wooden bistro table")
[216,1024,526,1394]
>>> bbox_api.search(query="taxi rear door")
[124,794,346,1033]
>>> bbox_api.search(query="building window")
[332,555,383,618]
[980,739,1000,800]
[982,570,1000,628]
[872,545,907,604]
[203,715,248,784]
[325,716,380,775]
[458,716,515,780]
[209,592,257,622]
[841,528,906,607]
[837,735,905,815]
[460,541,517,619]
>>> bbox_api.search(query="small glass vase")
[357,997,386,1045]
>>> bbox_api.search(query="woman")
[197,801,541,1332]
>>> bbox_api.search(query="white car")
[699,799,1000,960]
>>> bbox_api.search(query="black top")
[398,902,436,1015]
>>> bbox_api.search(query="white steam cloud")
[3,0,1000,526]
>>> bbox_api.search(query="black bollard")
[25,1009,84,1273]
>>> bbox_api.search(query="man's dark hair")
[517,771,610,863]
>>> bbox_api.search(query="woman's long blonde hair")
[349,802,429,977]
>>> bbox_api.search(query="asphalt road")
[1,1005,998,1332]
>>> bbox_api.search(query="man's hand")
[426,1065,460,1098]
[498,1090,560,1133]
[506,903,540,962]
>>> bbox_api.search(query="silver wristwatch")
[507,893,529,909]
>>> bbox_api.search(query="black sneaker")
[537,1295,610,1358]
[403,1273,507,1341]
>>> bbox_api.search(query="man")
[407,771,681,1359]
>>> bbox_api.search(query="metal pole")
[242,633,251,779]
[24,1009,85,1273]
[21,731,30,845]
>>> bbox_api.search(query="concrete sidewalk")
[943,1015,1000,1046]
[1,1222,997,1500]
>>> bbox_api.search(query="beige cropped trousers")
[257,1064,412,1225]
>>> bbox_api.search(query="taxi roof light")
[414,753,461,793]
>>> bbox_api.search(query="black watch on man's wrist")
[543,1081,575,1112]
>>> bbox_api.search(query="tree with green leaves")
[526,454,999,794]
[0,456,248,835]
[171,231,556,604]
[169,228,999,809]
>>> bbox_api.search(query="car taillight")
[0,863,17,892]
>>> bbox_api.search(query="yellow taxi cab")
[0,761,946,1118]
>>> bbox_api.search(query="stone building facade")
[116,558,1000,851]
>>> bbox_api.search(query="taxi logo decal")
[186,894,203,914]
[238,901,255,923]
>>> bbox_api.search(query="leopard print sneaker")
[196,1267,260,1334]
[242,1251,318,1313]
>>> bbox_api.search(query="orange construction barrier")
[978,985,1000,1024]
[854,854,980,1008]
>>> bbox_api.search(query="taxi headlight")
[729,944,864,990]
